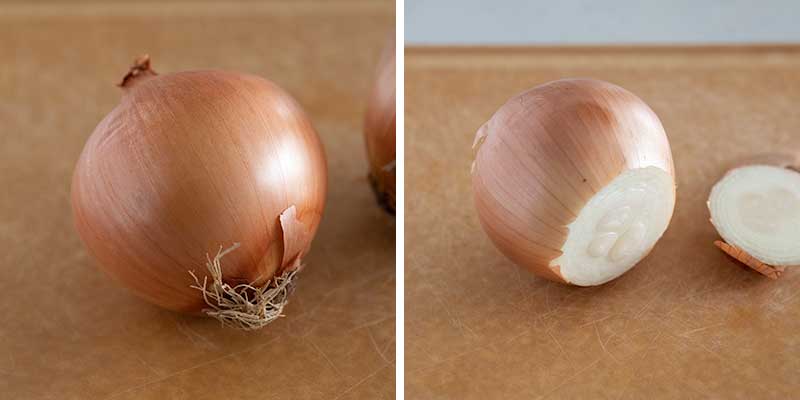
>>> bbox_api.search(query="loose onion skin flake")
[708,154,800,279]
[364,38,396,214]
[472,79,676,286]
[71,56,327,329]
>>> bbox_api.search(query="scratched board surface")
[405,46,800,399]
[0,2,395,399]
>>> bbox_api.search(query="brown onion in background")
[364,37,396,214]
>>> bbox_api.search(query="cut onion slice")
[708,164,800,277]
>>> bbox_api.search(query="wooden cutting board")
[405,46,800,399]
[0,2,394,399]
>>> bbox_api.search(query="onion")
[708,153,800,279]
[364,38,396,213]
[71,55,327,329]
[471,79,676,286]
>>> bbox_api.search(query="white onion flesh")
[553,166,675,285]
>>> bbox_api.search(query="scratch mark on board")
[175,321,218,350]
[431,289,477,338]
[332,364,389,400]
[538,357,602,400]
[546,329,573,369]
[367,328,391,365]
[306,337,344,378]
[103,335,283,399]
[595,323,619,364]
[677,322,724,338]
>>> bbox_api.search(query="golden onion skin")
[471,79,674,284]
[72,67,327,312]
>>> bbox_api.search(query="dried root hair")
[189,243,300,330]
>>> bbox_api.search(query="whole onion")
[71,56,327,329]
[364,38,396,213]
[472,79,675,286]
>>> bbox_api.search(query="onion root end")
[189,243,300,330]
[369,170,395,215]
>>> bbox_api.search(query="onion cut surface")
[709,165,800,267]
[553,166,675,285]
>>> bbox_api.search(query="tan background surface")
[405,46,800,399]
[0,1,395,399]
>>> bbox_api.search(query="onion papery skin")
[364,38,396,213]
[471,79,675,285]
[72,65,327,313]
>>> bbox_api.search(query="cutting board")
[405,46,800,399]
[0,2,394,399]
